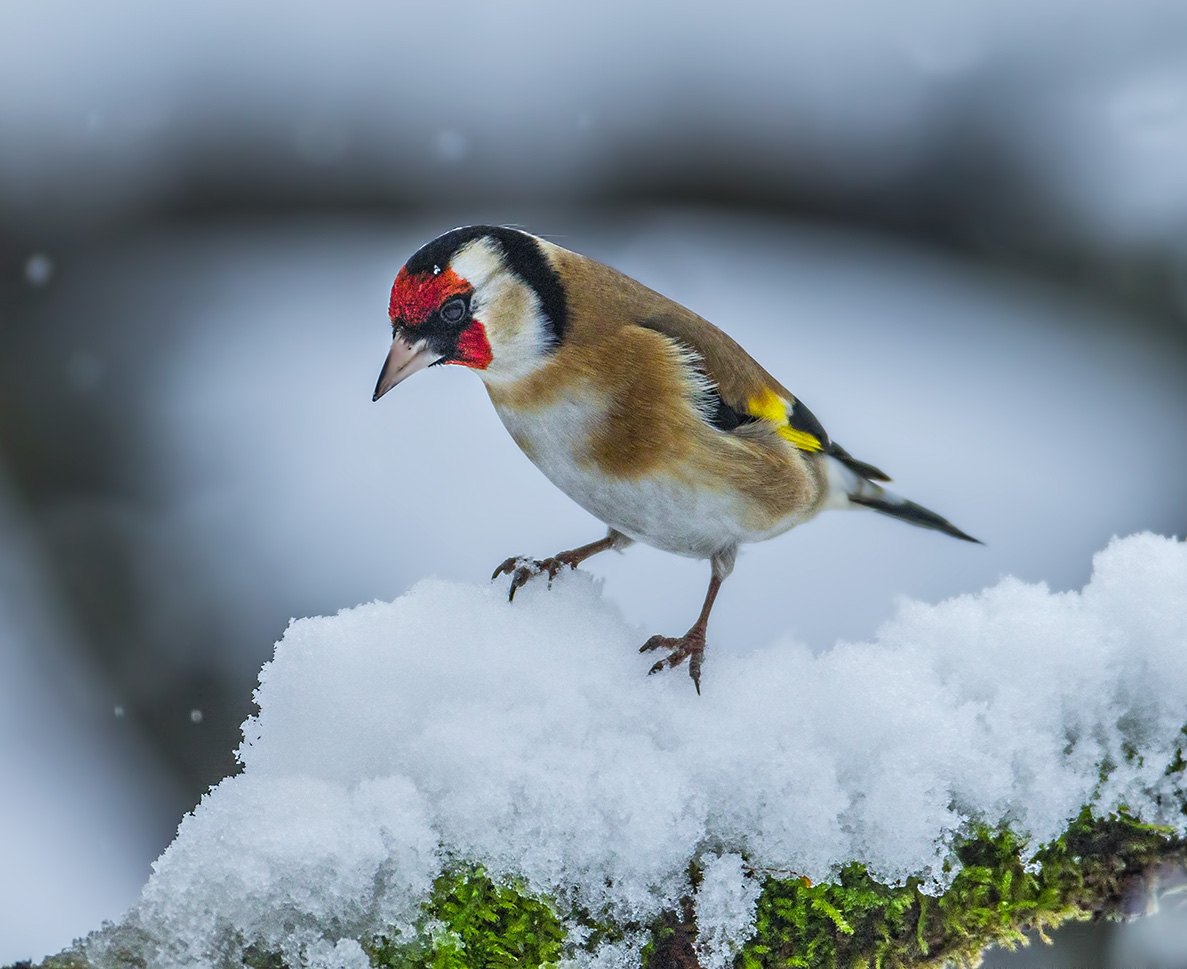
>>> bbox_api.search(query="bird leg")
[640,574,723,694]
[640,547,735,694]
[492,529,632,601]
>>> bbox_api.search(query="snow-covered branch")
[19,534,1187,969]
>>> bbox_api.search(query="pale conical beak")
[373,335,440,401]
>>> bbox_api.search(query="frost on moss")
[19,806,1186,969]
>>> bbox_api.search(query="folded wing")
[635,312,890,482]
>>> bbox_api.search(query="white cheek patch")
[449,238,503,292]
[451,239,553,385]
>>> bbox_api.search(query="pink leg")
[639,572,724,695]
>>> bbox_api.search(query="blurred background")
[2,0,1186,964]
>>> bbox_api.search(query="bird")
[373,225,979,692]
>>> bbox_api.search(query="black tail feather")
[828,443,892,483]
[848,493,982,544]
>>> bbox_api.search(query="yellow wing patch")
[778,425,825,452]
[746,388,824,452]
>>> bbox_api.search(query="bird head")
[373,225,568,401]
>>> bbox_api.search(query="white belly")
[494,399,797,559]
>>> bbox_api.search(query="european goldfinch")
[374,225,979,692]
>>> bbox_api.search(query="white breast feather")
[494,397,805,559]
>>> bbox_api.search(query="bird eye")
[440,297,467,324]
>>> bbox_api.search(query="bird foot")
[491,553,582,601]
[640,629,706,694]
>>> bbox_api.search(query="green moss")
[366,868,566,969]
[739,808,1187,969]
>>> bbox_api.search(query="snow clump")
[101,533,1187,966]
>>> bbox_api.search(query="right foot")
[491,553,582,601]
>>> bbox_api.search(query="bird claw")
[491,555,574,601]
[491,556,526,582]
[641,632,705,694]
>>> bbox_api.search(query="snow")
[138,774,438,966]
[24,252,53,286]
[694,855,763,969]
[92,532,1187,967]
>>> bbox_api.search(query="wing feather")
[636,312,827,452]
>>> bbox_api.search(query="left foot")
[640,629,706,694]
